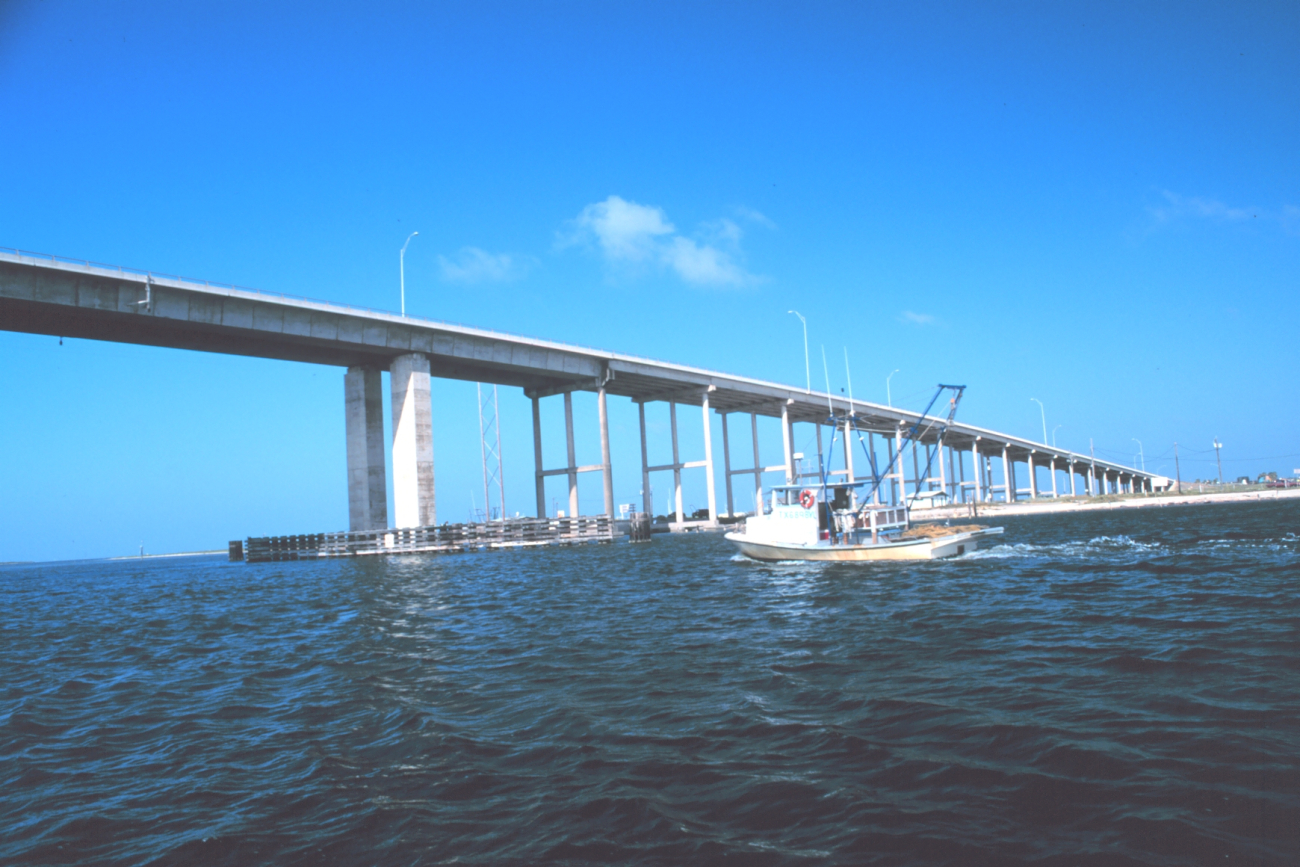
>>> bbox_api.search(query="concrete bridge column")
[844,419,856,484]
[751,413,763,512]
[971,440,983,503]
[564,392,579,517]
[532,396,546,517]
[345,367,388,531]
[1002,445,1015,503]
[1028,452,1038,499]
[781,401,794,483]
[956,444,966,503]
[638,402,652,515]
[1069,460,1077,496]
[701,391,718,523]
[1050,457,1059,498]
[721,412,734,517]
[897,423,909,506]
[390,353,435,528]
[599,386,614,518]
[670,401,683,522]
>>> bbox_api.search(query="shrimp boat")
[725,482,1001,561]
[725,383,1002,562]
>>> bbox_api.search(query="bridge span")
[1,249,1158,531]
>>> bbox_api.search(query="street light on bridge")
[787,310,809,393]
[1053,424,1062,448]
[1030,397,1047,445]
[887,369,899,407]
[400,231,419,317]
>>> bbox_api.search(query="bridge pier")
[344,367,388,531]
[391,353,436,528]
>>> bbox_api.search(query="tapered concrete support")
[781,401,794,483]
[957,445,967,503]
[1069,461,1077,496]
[670,402,683,522]
[721,413,734,517]
[870,433,881,504]
[701,390,717,523]
[1051,459,1059,498]
[564,391,578,517]
[345,367,388,531]
[598,386,614,518]
[532,396,545,517]
[946,445,956,502]
[896,424,908,506]
[639,402,652,515]
[1002,445,1014,503]
[390,353,435,528]
[1028,452,1038,499]
[938,443,947,500]
[751,413,763,512]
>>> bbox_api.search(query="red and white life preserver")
[799,489,816,509]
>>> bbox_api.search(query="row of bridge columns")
[343,364,1151,532]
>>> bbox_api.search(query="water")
[3,501,1298,866]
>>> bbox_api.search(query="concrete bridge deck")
[1,248,1157,530]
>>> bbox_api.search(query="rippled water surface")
[3,500,1299,865]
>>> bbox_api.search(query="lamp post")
[400,231,419,317]
[1213,438,1223,484]
[887,369,899,407]
[1132,438,1145,471]
[1030,398,1047,445]
[787,310,809,393]
[1052,424,1062,448]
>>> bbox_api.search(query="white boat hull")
[725,527,1003,562]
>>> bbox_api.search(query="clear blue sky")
[2,1,1297,561]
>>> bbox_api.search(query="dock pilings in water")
[239,515,619,562]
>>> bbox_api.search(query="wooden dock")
[241,515,617,563]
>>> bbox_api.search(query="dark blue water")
[3,501,1298,866]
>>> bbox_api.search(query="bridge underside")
[1,252,1155,529]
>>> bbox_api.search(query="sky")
[1,1,1297,561]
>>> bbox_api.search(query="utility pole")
[1174,442,1182,494]
[1214,438,1223,485]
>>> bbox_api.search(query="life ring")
[799,489,816,509]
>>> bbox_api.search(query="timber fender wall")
[244,516,616,562]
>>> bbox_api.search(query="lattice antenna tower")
[477,383,505,521]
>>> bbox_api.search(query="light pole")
[400,231,419,317]
[1052,424,1062,448]
[887,369,899,406]
[1213,438,1223,484]
[787,310,809,393]
[1030,398,1047,445]
[1132,438,1145,471]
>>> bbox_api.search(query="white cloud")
[735,206,777,230]
[564,195,675,262]
[664,236,748,285]
[438,247,531,283]
[1149,190,1254,224]
[899,310,935,325]
[561,195,759,286]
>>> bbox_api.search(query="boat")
[725,482,1002,562]
[725,382,1002,562]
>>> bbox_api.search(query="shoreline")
[917,487,1300,521]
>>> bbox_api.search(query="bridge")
[0,248,1159,532]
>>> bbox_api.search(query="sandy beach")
[919,486,1300,522]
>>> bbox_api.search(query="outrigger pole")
[817,383,967,516]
